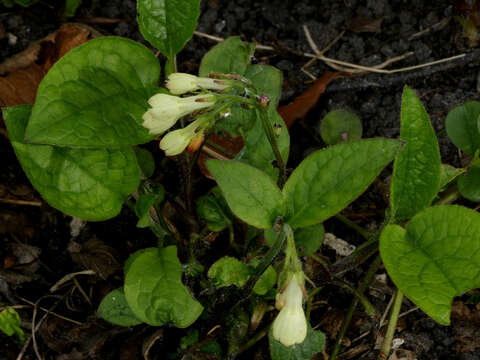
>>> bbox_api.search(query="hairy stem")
[378,290,404,359]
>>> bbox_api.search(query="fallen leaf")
[0,23,99,108]
[277,71,344,128]
[68,238,121,280]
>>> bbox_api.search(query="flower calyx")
[166,73,229,95]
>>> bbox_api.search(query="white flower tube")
[166,73,228,95]
[142,94,215,135]
[272,274,307,346]
[159,118,205,156]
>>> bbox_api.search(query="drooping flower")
[142,94,215,135]
[159,117,208,156]
[272,273,307,347]
[166,73,228,95]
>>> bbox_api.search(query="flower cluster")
[141,73,230,156]
[272,272,307,347]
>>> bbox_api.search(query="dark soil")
[1,0,480,359]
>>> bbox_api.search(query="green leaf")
[253,266,277,295]
[245,65,283,105]
[196,187,232,232]
[64,0,82,17]
[439,164,465,192]
[98,288,143,326]
[206,160,285,229]
[199,37,255,77]
[0,307,25,343]
[208,257,253,288]
[4,105,140,221]
[390,86,441,220]
[283,139,402,229]
[25,37,160,148]
[269,325,325,360]
[320,109,362,145]
[124,247,157,275]
[137,0,200,57]
[458,165,480,202]
[380,205,480,325]
[135,148,155,178]
[180,329,199,350]
[446,101,480,155]
[124,246,203,327]
[135,184,165,228]
[294,223,325,256]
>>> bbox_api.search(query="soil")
[1,0,480,359]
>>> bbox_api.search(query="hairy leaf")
[5,105,140,221]
[283,139,402,228]
[25,37,160,147]
[207,160,285,228]
[137,0,200,57]
[124,246,203,327]
[380,205,480,325]
[390,86,441,220]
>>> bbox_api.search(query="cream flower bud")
[159,118,204,156]
[142,94,215,135]
[272,274,307,347]
[166,73,228,95]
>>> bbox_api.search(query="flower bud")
[159,118,206,156]
[272,273,307,347]
[166,73,228,95]
[142,94,215,135]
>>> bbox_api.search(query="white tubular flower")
[142,94,215,135]
[272,274,307,347]
[166,73,228,95]
[159,118,205,156]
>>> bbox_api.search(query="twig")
[0,198,42,206]
[18,296,82,325]
[378,291,396,329]
[408,17,451,40]
[49,270,96,292]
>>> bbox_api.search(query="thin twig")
[49,270,96,292]
[378,291,396,329]
[0,198,42,206]
[18,296,82,325]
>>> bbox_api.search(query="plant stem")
[330,254,382,360]
[335,213,372,240]
[436,186,460,205]
[306,286,323,320]
[257,107,287,187]
[331,279,376,317]
[378,290,404,359]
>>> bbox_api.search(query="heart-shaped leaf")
[124,246,203,327]
[98,288,143,326]
[380,205,480,325]
[4,105,140,221]
[446,101,480,155]
[25,37,160,147]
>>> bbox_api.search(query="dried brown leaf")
[0,24,97,108]
[348,17,384,33]
[277,72,344,128]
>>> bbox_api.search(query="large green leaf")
[380,205,480,325]
[390,86,441,220]
[283,139,402,229]
[25,37,160,147]
[269,325,325,360]
[124,246,203,327]
[97,288,143,326]
[137,0,200,57]
[445,101,480,155]
[199,36,255,77]
[4,106,140,221]
[206,160,285,229]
